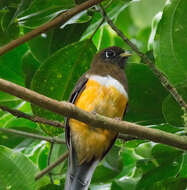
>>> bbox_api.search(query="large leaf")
[92,146,123,183]
[83,0,131,38]
[0,44,27,85]
[24,12,91,63]
[0,126,41,149]
[135,144,184,189]
[179,153,187,178]
[154,0,187,86]
[0,0,21,46]
[125,63,168,124]
[22,50,40,88]
[0,145,41,190]
[129,0,166,29]
[31,40,96,135]
[19,0,74,25]
[162,87,187,128]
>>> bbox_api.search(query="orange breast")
[69,79,128,164]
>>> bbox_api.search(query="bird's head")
[91,46,131,69]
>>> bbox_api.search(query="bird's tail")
[64,149,98,190]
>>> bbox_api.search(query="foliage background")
[0,0,187,189]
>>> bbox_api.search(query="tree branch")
[35,151,69,181]
[0,0,104,56]
[0,127,65,144]
[0,78,187,150]
[99,5,187,110]
[0,105,64,128]
[0,104,138,141]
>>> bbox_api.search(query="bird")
[64,46,131,190]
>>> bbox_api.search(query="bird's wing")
[65,73,88,147]
[65,74,98,190]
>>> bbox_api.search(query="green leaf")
[179,153,187,177]
[39,184,63,190]
[0,145,39,190]
[0,44,27,85]
[118,148,139,177]
[25,12,91,63]
[151,144,183,165]
[19,0,74,28]
[14,0,33,17]
[84,0,130,38]
[129,0,167,29]
[111,178,137,190]
[46,134,67,175]
[162,88,187,127]
[135,142,154,159]
[0,22,19,46]
[22,50,40,88]
[0,99,36,128]
[31,40,96,135]
[0,126,40,149]
[154,0,187,86]
[125,63,168,124]
[151,123,182,133]
[92,146,123,183]
[151,178,187,190]
[136,153,183,190]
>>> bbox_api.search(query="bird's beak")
[120,51,132,58]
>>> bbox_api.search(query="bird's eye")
[105,50,116,58]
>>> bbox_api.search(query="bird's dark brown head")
[91,46,131,70]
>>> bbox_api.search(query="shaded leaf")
[179,153,187,178]
[125,63,168,124]
[136,153,183,190]
[0,145,39,190]
[130,0,166,29]
[31,40,96,135]
[22,50,40,88]
[92,146,123,183]
[24,12,91,63]
[0,44,27,85]
[154,0,187,86]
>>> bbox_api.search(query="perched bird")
[65,46,130,190]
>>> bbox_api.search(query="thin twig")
[99,4,187,110]
[35,151,69,181]
[0,78,187,150]
[0,128,65,144]
[0,105,64,128]
[0,104,139,142]
[0,0,104,56]
[48,142,54,184]
[89,18,105,40]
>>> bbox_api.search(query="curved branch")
[0,128,65,144]
[35,151,69,181]
[0,104,137,141]
[0,0,104,56]
[99,5,187,110]
[0,105,64,128]
[0,78,186,150]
